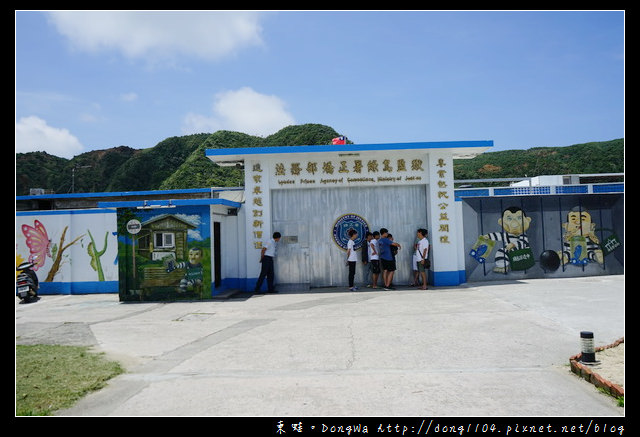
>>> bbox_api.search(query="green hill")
[453,138,624,181]
[15,125,623,196]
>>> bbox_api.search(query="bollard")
[580,331,596,363]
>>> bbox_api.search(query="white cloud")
[120,92,138,102]
[46,11,264,62]
[15,116,84,159]
[182,87,295,137]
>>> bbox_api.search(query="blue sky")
[15,10,624,159]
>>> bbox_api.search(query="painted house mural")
[117,205,212,301]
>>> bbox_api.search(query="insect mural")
[21,220,52,271]
[17,213,119,294]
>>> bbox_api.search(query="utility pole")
[70,165,91,193]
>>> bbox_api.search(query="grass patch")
[16,344,124,416]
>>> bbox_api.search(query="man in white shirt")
[255,232,281,293]
[416,228,429,290]
[346,229,359,291]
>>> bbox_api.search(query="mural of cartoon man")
[558,207,603,265]
[481,206,532,273]
[166,246,204,293]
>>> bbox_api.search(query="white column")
[427,152,461,285]
[244,158,272,289]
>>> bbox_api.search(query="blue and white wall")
[16,209,119,294]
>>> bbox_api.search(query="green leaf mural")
[87,230,108,281]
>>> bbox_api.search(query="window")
[154,232,175,249]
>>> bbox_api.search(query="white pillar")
[427,152,461,285]
[244,158,272,290]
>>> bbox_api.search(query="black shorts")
[370,259,381,274]
[381,259,396,272]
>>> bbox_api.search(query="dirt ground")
[593,341,624,390]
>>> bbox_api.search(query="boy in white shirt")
[411,236,421,286]
[346,229,359,291]
[369,231,381,288]
[416,228,429,290]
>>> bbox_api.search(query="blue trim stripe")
[38,281,118,295]
[97,198,242,208]
[455,189,490,201]
[16,187,212,200]
[17,208,116,216]
[556,185,588,194]
[16,187,243,201]
[432,270,465,286]
[592,183,624,193]
[206,140,493,158]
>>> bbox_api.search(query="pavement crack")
[135,318,276,374]
[345,319,356,370]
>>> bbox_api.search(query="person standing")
[362,232,372,288]
[387,233,399,288]
[378,228,401,290]
[416,228,430,290]
[411,235,421,286]
[346,229,359,291]
[369,231,381,288]
[254,232,281,294]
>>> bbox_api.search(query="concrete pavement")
[15,275,624,417]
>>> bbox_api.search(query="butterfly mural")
[21,220,52,271]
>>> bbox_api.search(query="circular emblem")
[332,214,370,251]
[126,219,141,234]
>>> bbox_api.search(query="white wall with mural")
[16,209,119,294]
[462,193,624,281]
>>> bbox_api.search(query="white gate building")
[206,140,492,290]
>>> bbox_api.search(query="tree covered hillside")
[453,138,623,180]
[15,125,623,196]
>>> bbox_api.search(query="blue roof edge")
[97,198,242,209]
[206,140,493,157]
[16,187,243,201]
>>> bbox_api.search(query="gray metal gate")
[272,185,428,288]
